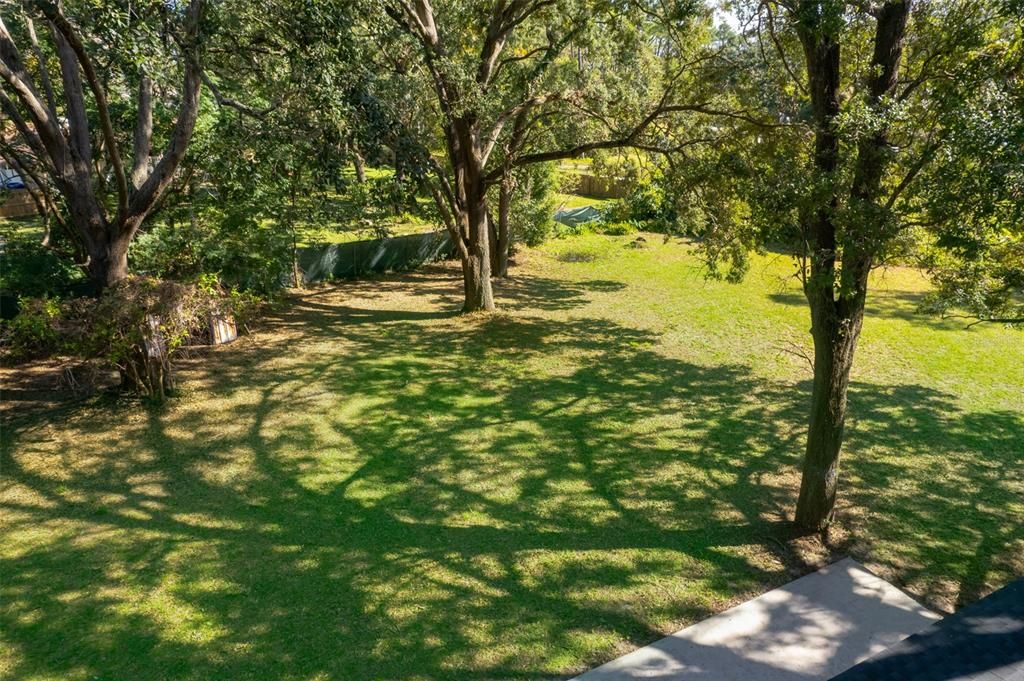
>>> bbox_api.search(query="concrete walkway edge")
[572,558,940,681]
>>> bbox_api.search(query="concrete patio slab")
[573,557,940,681]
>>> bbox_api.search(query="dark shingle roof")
[830,578,1024,681]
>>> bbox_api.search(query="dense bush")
[919,232,1024,323]
[510,163,559,247]
[132,208,293,295]
[0,232,86,298]
[619,175,677,232]
[1,296,62,357]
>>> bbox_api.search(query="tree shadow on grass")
[1,277,1021,680]
[290,264,629,317]
[839,382,1024,611]
[765,290,970,331]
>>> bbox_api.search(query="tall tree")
[789,0,912,530]
[0,0,206,290]
[376,0,717,311]
[704,0,1018,530]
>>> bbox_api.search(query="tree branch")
[200,69,276,119]
[488,102,781,180]
[480,92,559,166]
[49,25,92,174]
[127,0,205,226]
[131,72,153,190]
[885,137,939,209]
[24,15,59,120]
[38,0,130,219]
[0,16,66,169]
[0,89,50,171]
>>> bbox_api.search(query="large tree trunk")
[792,3,845,531]
[85,212,145,290]
[791,0,909,531]
[458,197,495,312]
[64,189,128,290]
[795,296,865,530]
[441,116,497,312]
[86,235,131,289]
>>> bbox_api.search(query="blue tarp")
[554,205,603,226]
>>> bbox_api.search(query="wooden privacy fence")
[297,230,456,283]
[577,174,629,199]
[0,190,38,218]
[557,169,626,199]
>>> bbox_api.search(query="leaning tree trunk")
[794,295,866,530]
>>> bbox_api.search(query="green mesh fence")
[297,230,456,283]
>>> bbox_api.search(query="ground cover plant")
[2,233,1020,680]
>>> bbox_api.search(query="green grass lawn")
[0,217,44,239]
[2,234,1021,680]
[290,201,438,246]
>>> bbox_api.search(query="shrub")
[0,232,86,298]
[593,221,638,236]
[507,163,560,248]
[1,296,62,358]
[132,208,292,296]
[553,221,594,238]
[628,181,664,221]
[2,277,249,401]
[623,176,677,231]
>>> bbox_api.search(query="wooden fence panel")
[0,190,38,219]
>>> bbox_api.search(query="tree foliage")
[0,0,207,288]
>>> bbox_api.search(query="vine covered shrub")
[2,277,254,401]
